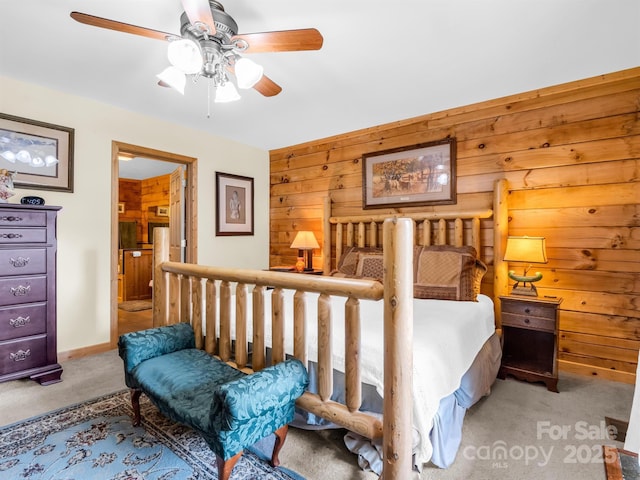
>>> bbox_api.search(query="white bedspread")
[226,290,495,467]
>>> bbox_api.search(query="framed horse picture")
[362,138,456,209]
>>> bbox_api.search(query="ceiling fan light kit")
[70,0,323,114]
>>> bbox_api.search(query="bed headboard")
[322,178,509,328]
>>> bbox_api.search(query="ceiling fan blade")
[70,12,176,41]
[232,28,323,53]
[181,0,217,35]
[252,74,282,97]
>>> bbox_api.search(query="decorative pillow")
[355,253,384,281]
[473,258,488,297]
[413,245,485,301]
[335,246,382,276]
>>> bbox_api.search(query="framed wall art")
[0,113,74,192]
[156,205,169,217]
[362,137,456,209]
[215,172,254,236]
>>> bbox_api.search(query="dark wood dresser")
[0,204,62,385]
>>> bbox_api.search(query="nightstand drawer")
[502,312,556,332]
[501,300,556,320]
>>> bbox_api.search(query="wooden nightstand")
[498,295,561,392]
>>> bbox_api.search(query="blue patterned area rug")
[0,390,305,480]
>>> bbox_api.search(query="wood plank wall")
[269,67,640,384]
[119,174,170,245]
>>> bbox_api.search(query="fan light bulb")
[156,67,186,95]
[235,58,264,89]
[215,82,241,103]
[167,39,203,74]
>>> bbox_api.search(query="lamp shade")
[504,236,547,263]
[167,38,203,74]
[215,82,241,103]
[290,231,319,250]
[156,67,186,95]
[235,57,264,89]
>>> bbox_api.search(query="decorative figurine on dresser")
[0,203,63,384]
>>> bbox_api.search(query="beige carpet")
[118,300,152,312]
[0,350,635,480]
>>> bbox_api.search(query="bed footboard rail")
[151,218,413,479]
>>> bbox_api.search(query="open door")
[169,165,185,262]
[112,141,197,347]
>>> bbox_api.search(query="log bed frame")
[151,178,509,479]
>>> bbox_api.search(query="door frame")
[110,141,198,348]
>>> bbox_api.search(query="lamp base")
[511,283,539,296]
[304,249,314,271]
[508,270,542,297]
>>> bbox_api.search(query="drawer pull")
[0,216,24,223]
[1,233,23,239]
[524,308,531,314]
[10,349,31,362]
[10,285,31,296]
[9,316,31,328]
[9,256,30,268]
[524,318,530,324]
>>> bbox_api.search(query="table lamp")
[290,231,319,272]
[503,236,548,296]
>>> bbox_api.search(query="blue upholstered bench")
[118,323,308,480]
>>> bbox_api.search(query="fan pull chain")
[207,79,212,118]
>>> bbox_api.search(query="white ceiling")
[119,157,178,180]
[1,1,639,152]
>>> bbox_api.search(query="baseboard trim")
[58,342,113,362]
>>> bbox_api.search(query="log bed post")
[323,196,332,274]
[382,217,413,480]
[493,178,509,331]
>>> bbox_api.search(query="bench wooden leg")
[271,425,289,467]
[130,388,142,426]
[216,451,242,480]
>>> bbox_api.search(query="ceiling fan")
[70,0,323,110]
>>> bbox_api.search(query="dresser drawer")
[0,228,48,244]
[0,248,47,276]
[0,276,47,307]
[0,210,47,227]
[0,335,47,375]
[502,312,556,332]
[0,303,47,341]
[501,300,557,320]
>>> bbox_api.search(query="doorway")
[110,141,198,347]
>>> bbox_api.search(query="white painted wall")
[0,76,269,353]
